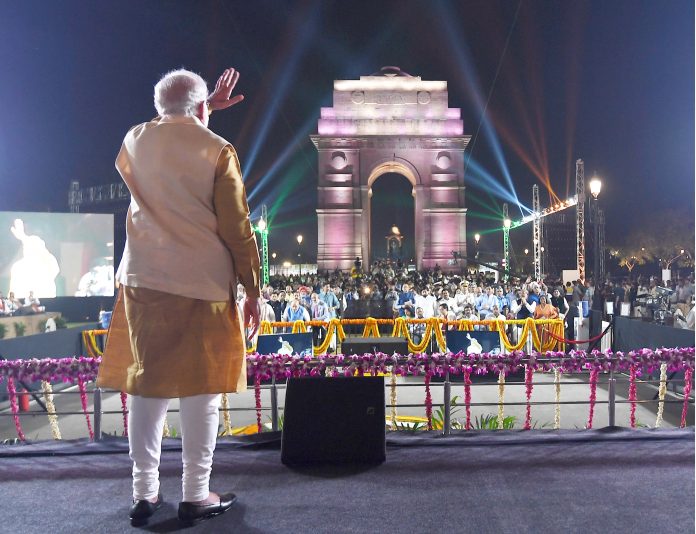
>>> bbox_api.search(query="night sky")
[1,0,693,263]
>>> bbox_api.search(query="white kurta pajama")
[97,115,260,502]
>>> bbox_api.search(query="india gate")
[312,67,471,271]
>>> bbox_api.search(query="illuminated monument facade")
[312,67,471,271]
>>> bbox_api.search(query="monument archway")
[312,67,471,271]
[367,169,415,263]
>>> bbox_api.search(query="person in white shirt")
[439,289,457,316]
[259,297,276,324]
[414,287,437,318]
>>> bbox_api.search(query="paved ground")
[2,370,692,442]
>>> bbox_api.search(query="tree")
[611,209,694,274]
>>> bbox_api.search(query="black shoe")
[178,493,237,524]
[129,494,163,524]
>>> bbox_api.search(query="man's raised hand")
[207,68,244,112]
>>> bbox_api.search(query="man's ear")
[196,101,208,124]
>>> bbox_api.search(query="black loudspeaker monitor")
[341,336,408,355]
[281,376,386,465]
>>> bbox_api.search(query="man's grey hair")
[154,69,208,116]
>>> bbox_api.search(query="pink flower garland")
[629,365,638,429]
[586,368,599,429]
[6,378,26,441]
[120,392,129,437]
[681,367,693,428]
[424,372,433,431]
[463,369,472,430]
[254,374,262,434]
[77,377,94,440]
[524,365,534,430]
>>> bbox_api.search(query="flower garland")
[219,393,233,436]
[681,367,693,429]
[254,374,262,434]
[41,380,61,440]
[245,348,694,383]
[554,368,561,430]
[241,317,566,355]
[424,372,433,431]
[162,418,170,438]
[463,369,472,430]
[6,378,26,441]
[120,392,128,437]
[0,347,693,442]
[77,377,94,440]
[586,368,599,429]
[497,370,506,429]
[389,360,398,431]
[524,364,534,430]
[654,363,668,428]
[82,330,106,358]
[629,365,638,429]
[0,356,101,383]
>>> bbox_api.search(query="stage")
[1,428,693,533]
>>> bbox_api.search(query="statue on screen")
[9,218,60,298]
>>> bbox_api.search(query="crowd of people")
[239,259,696,340]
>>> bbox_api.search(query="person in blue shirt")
[397,283,415,317]
[319,283,340,318]
[495,286,510,311]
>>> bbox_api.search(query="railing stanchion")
[443,368,451,436]
[94,387,102,441]
[270,375,279,432]
[608,369,616,427]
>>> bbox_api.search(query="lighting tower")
[532,184,541,281]
[502,203,511,282]
[254,204,270,286]
[576,159,585,281]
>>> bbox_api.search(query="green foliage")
[391,420,426,433]
[13,322,26,337]
[474,414,517,430]
[431,395,462,430]
[265,413,284,431]
[531,420,552,429]
[55,316,68,329]
[0,323,6,339]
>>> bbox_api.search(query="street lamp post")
[296,234,303,276]
[503,216,511,282]
[589,176,602,287]
[253,205,270,286]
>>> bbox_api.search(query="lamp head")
[589,176,602,199]
[296,234,303,244]
[474,233,480,244]
[257,217,266,232]
[503,218,511,229]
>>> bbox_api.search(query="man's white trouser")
[129,393,221,502]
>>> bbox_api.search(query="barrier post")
[93,387,102,441]
[608,369,616,427]
[443,368,451,436]
[270,375,279,432]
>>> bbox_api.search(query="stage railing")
[1,348,693,442]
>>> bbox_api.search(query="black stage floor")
[0,428,693,534]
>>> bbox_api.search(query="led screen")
[0,212,114,298]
